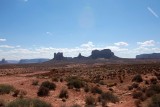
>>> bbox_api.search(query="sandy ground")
[0,70,136,107]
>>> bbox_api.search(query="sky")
[0,0,160,60]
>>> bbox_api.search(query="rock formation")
[90,49,116,59]
[53,49,118,61]
[0,58,8,64]
[136,53,160,59]
[54,52,64,60]
[74,53,87,60]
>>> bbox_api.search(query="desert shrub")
[128,86,133,90]
[131,83,139,89]
[37,86,49,97]
[7,98,51,107]
[18,90,27,99]
[145,89,156,97]
[70,104,81,107]
[145,84,160,97]
[12,89,20,97]
[84,85,90,93]
[150,78,157,84]
[107,83,117,87]
[91,86,103,94]
[99,81,105,85]
[60,78,64,82]
[41,81,56,90]
[32,80,39,86]
[148,94,160,107]
[132,74,143,83]
[144,80,149,85]
[100,92,119,103]
[59,88,69,99]
[67,77,84,89]
[0,84,15,94]
[156,76,160,80]
[132,91,143,99]
[98,92,119,107]
[85,96,96,106]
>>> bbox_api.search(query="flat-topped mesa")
[90,49,115,59]
[136,53,160,59]
[54,52,64,60]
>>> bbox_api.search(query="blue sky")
[0,0,160,60]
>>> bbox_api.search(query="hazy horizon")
[0,0,160,60]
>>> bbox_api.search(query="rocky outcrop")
[0,58,8,64]
[90,49,116,59]
[54,52,64,60]
[136,53,160,59]
[74,53,87,60]
[53,49,118,61]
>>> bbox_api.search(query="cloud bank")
[0,40,160,60]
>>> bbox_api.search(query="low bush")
[0,84,15,94]
[67,77,84,89]
[37,86,49,97]
[132,83,139,89]
[98,92,119,107]
[107,83,117,87]
[41,81,56,90]
[132,91,143,99]
[148,94,160,107]
[84,85,90,93]
[59,88,69,99]
[91,86,103,94]
[145,84,160,97]
[7,98,51,107]
[132,74,143,83]
[85,96,96,106]
[150,78,157,84]
[100,92,119,103]
[128,86,133,90]
[60,78,64,82]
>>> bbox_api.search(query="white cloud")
[114,42,129,46]
[106,46,128,52]
[147,7,159,18]
[1,41,160,60]
[0,45,14,48]
[0,38,6,42]
[81,41,95,48]
[137,40,155,47]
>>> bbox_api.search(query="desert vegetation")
[0,62,160,106]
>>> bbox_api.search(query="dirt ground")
[0,62,160,107]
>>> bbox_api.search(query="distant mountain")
[19,58,50,64]
[7,60,19,64]
[136,53,160,59]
